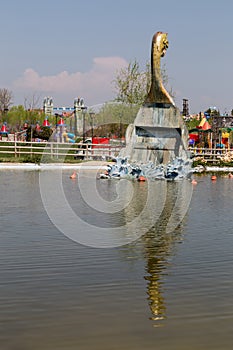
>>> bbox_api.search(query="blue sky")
[1,0,233,114]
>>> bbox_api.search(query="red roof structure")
[57,117,66,126]
[197,117,212,131]
[201,120,212,131]
[43,118,50,127]
[0,123,8,134]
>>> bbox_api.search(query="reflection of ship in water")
[123,180,192,326]
[144,246,166,324]
[143,220,179,325]
[144,181,190,326]
[144,231,168,324]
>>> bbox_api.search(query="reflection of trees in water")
[123,181,191,326]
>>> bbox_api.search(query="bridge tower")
[43,97,53,116]
[74,97,85,136]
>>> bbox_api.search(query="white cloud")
[13,57,128,106]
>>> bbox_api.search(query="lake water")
[0,169,233,350]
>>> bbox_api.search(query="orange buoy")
[211,175,217,181]
[191,179,197,185]
[138,176,146,182]
[70,171,77,179]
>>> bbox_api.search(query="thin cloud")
[13,57,128,105]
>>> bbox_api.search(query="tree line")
[0,60,173,137]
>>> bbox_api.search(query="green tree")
[205,108,220,117]
[97,102,139,125]
[113,60,173,107]
[185,118,200,131]
[6,105,47,131]
[6,105,27,130]
[90,102,139,137]
[113,60,149,106]
[26,126,53,141]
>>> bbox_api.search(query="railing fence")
[1,141,232,163]
[189,147,233,163]
[0,140,123,161]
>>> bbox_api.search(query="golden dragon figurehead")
[154,31,169,57]
[145,31,175,106]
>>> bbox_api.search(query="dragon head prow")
[152,32,169,57]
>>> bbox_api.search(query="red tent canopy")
[201,121,212,131]
[43,118,50,127]
[0,124,8,134]
[197,117,212,131]
[57,117,66,126]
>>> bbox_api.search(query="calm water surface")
[0,170,233,350]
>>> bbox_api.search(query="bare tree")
[24,92,41,110]
[0,88,13,113]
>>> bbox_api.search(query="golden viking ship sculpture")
[120,31,189,167]
[145,31,175,107]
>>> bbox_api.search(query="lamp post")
[89,112,95,139]
[82,106,87,143]
[74,98,80,136]
[212,116,218,149]
[55,113,59,128]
